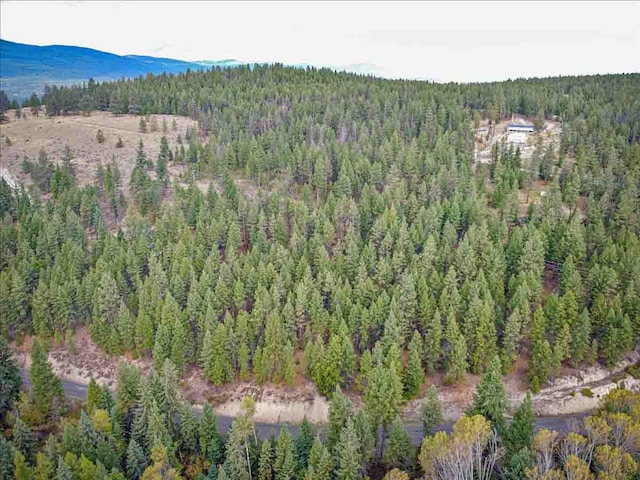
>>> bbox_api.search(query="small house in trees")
[507,123,535,133]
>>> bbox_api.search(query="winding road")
[19,370,589,446]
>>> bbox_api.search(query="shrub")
[581,388,594,398]
[625,364,640,379]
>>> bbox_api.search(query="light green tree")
[421,385,443,437]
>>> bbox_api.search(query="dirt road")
[19,369,587,445]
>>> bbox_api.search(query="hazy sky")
[1,1,638,82]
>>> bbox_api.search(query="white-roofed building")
[508,123,535,133]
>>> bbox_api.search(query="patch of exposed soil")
[11,326,330,424]
[12,326,153,390]
[11,326,640,425]
[0,110,198,199]
[524,350,640,416]
[403,348,640,423]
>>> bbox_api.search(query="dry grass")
[0,109,198,198]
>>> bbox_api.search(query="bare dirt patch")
[522,349,640,416]
[11,326,330,424]
[12,328,639,425]
[12,326,153,390]
[474,115,562,165]
[0,110,198,198]
[405,371,482,422]
[403,348,640,423]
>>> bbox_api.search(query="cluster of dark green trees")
[2,336,639,480]
[0,91,42,121]
[1,65,640,477]
[3,69,639,398]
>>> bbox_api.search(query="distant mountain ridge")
[0,39,241,100]
[0,39,399,101]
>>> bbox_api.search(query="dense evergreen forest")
[1,67,639,479]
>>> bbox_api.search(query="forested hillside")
[0,39,231,100]
[1,67,639,479]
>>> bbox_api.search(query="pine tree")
[29,339,64,421]
[421,385,443,437]
[273,428,295,480]
[620,314,634,354]
[156,136,170,185]
[281,342,295,387]
[56,456,73,480]
[383,416,413,470]
[140,445,182,480]
[14,450,34,480]
[444,317,468,385]
[503,446,534,480]
[12,416,35,464]
[294,418,315,476]
[530,307,552,392]
[135,300,155,356]
[79,409,100,457]
[152,317,173,371]
[467,356,507,433]
[178,402,198,455]
[223,414,254,480]
[403,331,424,400]
[201,322,233,385]
[126,438,147,480]
[503,392,534,457]
[87,377,103,414]
[304,437,332,480]
[560,256,583,298]
[146,401,174,459]
[116,301,135,352]
[327,387,353,453]
[353,410,376,467]
[78,454,98,480]
[601,310,623,367]
[257,438,274,480]
[0,436,14,480]
[552,320,571,377]
[91,271,121,353]
[501,308,522,370]
[199,404,224,467]
[472,300,498,374]
[423,309,443,372]
[586,338,599,366]
[336,418,362,480]
[33,449,55,480]
[115,362,142,422]
[364,360,404,457]
[0,336,21,421]
[131,407,149,453]
[170,314,191,375]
